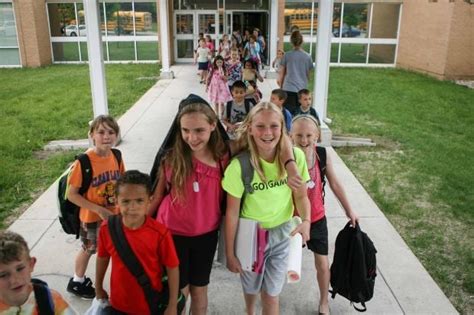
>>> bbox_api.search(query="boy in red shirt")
[96,170,180,315]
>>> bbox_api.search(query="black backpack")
[330,222,377,312]
[31,278,55,315]
[225,98,255,122]
[57,148,122,238]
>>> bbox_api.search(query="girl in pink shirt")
[291,115,359,315]
[149,100,229,315]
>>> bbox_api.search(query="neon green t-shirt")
[222,147,309,229]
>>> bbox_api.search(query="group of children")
[1,76,358,315]
[194,32,266,119]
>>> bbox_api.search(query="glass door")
[197,11,218,55]
[174,12,194,61]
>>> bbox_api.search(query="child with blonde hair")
[223,102,311,315]
[290,115,358,315]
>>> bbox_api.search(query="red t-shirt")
[97,217,179,315]
[157,155,229,236]
[307,145,326,222]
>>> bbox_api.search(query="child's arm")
[225,194,243,274]
[281,134,303,190]
[290,182,311,242]
[255,70,264,82]
[67,187,112,219]
[95,256,110,300]
[148,166,167,217]
[325,153,359,227]
[277,65,286,87]
[163,265,179,315]
[194,50,198,64]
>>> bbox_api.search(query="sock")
[73,274,85,283]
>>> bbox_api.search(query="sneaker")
[67,277,96,299]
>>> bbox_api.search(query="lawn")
[321,68,473,313]
[0,63,160,226]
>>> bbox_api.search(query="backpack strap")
[107,216,158,315]
[226,100,233,120]
[316,146,327,203]
[76,154,92,196]
[237,151,255,209]
[31,278,54,315]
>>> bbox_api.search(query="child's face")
[245,62,253,69]
[299,94,312,109]
[231,52,239,61]
[270,94,284,108]
[91,123,117,151]
[232,87,246,102]
[277,51,284,58]
[117,184,150,225]
[180,112,216,154]
[249,110,282,159]
[0,253,36,307]
[216,59,224,67]
[291,120,319,151]
[199,40,206,48]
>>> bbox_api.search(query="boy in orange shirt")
[66,115,125,299]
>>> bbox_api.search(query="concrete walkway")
[9,65,458,314]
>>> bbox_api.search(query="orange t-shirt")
[0,288,75,314]
[68,149,125,223]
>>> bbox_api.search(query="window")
[0,2,20,66]
[47,0,159,63]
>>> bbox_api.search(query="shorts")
[306,216,329,255]
[240,220,292,297]
[80,221,100,255]
[198,62,209,71]
[172,229,218,289]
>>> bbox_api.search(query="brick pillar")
[13,0,52,67]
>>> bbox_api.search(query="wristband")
[284,158,296,168]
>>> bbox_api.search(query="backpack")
[330,222,377,312]
[31,278,55,315]
[57,148,122,238]
[225,98,255,122]
[237,147,327,202]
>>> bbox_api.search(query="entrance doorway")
[173,11,268,62]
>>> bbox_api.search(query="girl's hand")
[226,255,243,274]
[290,220,310,242]
[287,173,303,191]
[164,304,177,315]
[347,211,359,228]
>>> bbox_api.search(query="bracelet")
[284,158,296,168]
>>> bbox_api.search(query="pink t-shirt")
[307,145,325,222]
[157,155,229,236]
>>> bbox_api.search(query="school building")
[1,0,472,80]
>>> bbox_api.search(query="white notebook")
[235,218,258,271]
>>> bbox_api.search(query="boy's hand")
[97,207,113,220]
[95,287,109,300]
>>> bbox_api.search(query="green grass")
[320,68,473,313]
[0,64,160,226]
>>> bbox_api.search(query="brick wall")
[13,0,52,67]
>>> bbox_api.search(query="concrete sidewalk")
[9,64,457,314]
